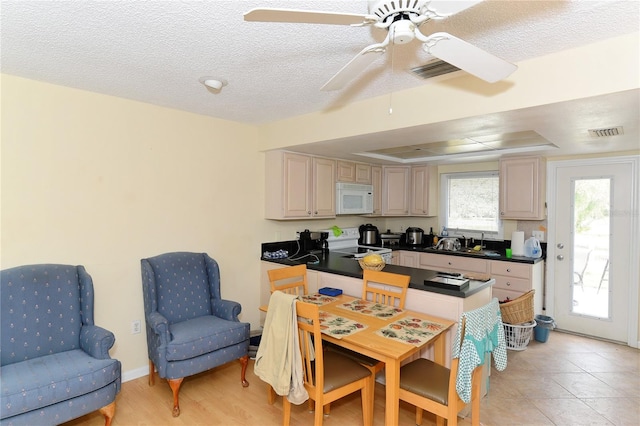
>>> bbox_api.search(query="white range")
[322,227,392,263]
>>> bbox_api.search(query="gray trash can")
[534,315,556,343]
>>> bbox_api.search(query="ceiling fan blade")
[424,0,484,18]
[243,8,375,26]
[423,32,517,83]
[320,38,389,91]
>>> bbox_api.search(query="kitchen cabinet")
[490,260,544,315]
[419,252,489,276]
[499,156,546,220]
[370,166,382,216]
[382,166,410,216]
[415,250,544,315]
[337,161,372,184]
[265,151,335,219]
[399,251,419,268]
[410,165,438,216]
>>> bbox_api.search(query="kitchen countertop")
[261,251,494,299]
[393,244,545,264]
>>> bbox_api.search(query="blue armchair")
[1,264,121,426]
[141,252,250,417]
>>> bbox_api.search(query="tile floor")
[474,330,640,426]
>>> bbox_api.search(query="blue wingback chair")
[141,252,250,417]
[0,264,121,426]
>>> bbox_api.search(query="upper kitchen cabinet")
[370,166,382,216]
[499,156,547,220]
[382,166,410,216]
[336,160,372,184]
[265,151,336,219]
[410,165,438,216]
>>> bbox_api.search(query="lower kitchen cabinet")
[406,250,544,315]
[490,259,544,314]
[399,250,419,267]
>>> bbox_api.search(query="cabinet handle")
[500,212,505,216]
[506,268,511,272]
[307,211,311,215]
[314,211,318,215]
[448,262,452,266]
[506,282,511,286]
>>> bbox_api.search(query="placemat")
[299,293,337,306]
[318,312,367,339]
[337,298,404,319]
[376,317,447,346]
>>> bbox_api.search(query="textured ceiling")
[1,0,639,163]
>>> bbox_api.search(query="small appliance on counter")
[380,230,402,247]
[298,229,329,255]
[404,227,424,246]
[358,223,380,246]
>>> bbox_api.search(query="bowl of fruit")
[358,253,386,271]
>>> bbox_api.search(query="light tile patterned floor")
[474,331,640,426]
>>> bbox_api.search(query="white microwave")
[336,182,373,215]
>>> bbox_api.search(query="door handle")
[557,255,564,260]
[557,243,564,249]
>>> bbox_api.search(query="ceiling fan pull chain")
[389,25,395,115]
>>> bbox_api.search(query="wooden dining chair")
[282,301,374,426]
[325,269,410,413]
[362,269,410,308]
[398,318,480,426]
[268,264,308,296]
[265,265,309,404]
[398,299,507,426]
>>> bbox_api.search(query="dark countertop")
[393,244,545,264]
[261,251,494,299]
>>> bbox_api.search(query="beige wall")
[2,32,638,379]
[1,75,265,377]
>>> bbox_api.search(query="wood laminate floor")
[66,331,639,425]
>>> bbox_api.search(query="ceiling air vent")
[410,60,460,79]
[588,126,624,137]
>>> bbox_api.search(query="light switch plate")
[532,230,545,241]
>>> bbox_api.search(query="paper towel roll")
[511,231,525,256]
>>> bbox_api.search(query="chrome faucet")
[481,232,485,249]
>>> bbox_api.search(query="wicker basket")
[499,290,535,324]
[358,258,385,271]
[504,320,536,351]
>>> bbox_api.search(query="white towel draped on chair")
[254,291,309,404]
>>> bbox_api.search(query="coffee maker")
[299,230,329,255]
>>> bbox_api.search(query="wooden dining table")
[261,293,455,426]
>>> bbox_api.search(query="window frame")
[439,170,504,240]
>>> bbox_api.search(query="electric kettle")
[358,224,380,246]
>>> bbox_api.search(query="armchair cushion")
[1,349,120,419]
[167,315,249,361]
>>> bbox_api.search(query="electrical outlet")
[532,230,545,241]
[131,320,141,334]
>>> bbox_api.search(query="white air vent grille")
[588,126,624,137]
[410,60,460,79]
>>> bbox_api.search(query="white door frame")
[546,155,639,348]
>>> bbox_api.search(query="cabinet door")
[382,166,410,216]
[336,160,355,182]
[355,163,372,184]
[312,157,336,217]
[370,166,382,216]
[499,156,546,219]
[399,251,419,267]
[283,152,312,218]
[410,165,437,216]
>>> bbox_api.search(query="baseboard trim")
[122,366,149,383]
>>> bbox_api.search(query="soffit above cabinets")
[356,131,557,163]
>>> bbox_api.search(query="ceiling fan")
[244,0,517,91]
